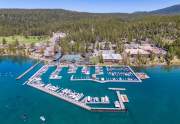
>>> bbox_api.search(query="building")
[124,41,167,58]
[60,54,84,64]
[124,48,151,58]
[139,44,167,56]
[102,53,122,63]
[44,46,55,58]
[92,50,115,57]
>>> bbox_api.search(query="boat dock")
[81,96,110,104]
[108,88,126,91]
[91,107,126,112]
[71,66,142,83]
[27,83,91,111]
[136,72,150,79]
[16,61,41,80]
[22,65,48,85]
[116,91,126,110]
[23,64,131,112]
[127,66,142,82]
[71,75,141,83]
[49,66,62,79]
[27,81,127,112]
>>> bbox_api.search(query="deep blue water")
[0,56,180,124]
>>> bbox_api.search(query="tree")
[90,57,99,65]
[2,38,7,45]
[99,55,103,63]
[150,53,155,61]
[14,39,20,47]
[60,39,69,54]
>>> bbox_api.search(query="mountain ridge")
[150,4,180,15]
[0,4,180,15]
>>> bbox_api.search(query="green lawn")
[0,35,50,44]
[90,56,100,64]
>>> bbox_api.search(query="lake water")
[0,56,180,124]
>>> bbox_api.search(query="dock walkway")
[91,107,124,112]
[116,91,126,110]
[16,61,41,80]
[27,83,91,111]
[108,88,126,91]
[27,82,126,112]
[71,76,141,83]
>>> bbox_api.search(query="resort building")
[123,40,167,58]
[60,54,85,64]
[92,50,115,57]
[124,48,151,58]
[44,46,55,57]
[139,44,167,56]
[102,53,122,63]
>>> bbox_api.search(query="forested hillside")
[0,9,180,58]
[0,9,179,39]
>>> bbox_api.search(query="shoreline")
[1,54,180,67]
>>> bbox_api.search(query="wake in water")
[0,72,15,77]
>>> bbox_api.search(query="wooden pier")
[16,61,41,80]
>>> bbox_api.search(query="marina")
[23,64,132,112]
[27,78,127,112]
[1,57,180,124]
[49,66,62,79]
[23,65,49,85]
[13,62,155,113]
[0,0,179,122]
[81,66,90,75]
[68,65,78,73]
[71,66,142,83]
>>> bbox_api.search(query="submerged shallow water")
[0,56,180,124]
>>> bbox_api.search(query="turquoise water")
[0,56,180,124]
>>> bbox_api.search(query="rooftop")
[102,53,122,60]
[125,49,150,55]
[60,54,84,62]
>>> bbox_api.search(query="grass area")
[90,56,100,64]
[162,38,174,44]
[0,35,50,44]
